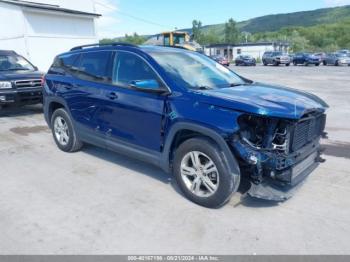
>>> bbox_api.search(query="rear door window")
[76,51,113,83]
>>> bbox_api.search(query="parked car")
[293,53,321,66]
[235,55,256,66]
[337,49,350,56]
[0,50,43,107]
[314,52,327,64]
[44,43,328,208]
[324,53,350,66]
[211,55,230,66]
[262,51,290,66]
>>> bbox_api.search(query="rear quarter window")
[49,53,80,74]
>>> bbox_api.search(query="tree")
[224,18,240,44]
[201,29,222,45]
[99,38,115,45]
[123,33,146,45]
[289,30,310,52]
[192,20,203,43]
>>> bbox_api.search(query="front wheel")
[286,63,290,67]
[173,137,239,208]
[51,108,83,153]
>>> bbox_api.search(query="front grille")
[291,114,326,152]
[15,79,42,89]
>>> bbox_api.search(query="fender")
[160,122,241,181]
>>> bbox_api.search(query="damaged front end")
[231,112,327,201]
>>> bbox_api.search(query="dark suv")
[0,50,43,107]
[293,53,321,66]
[44,43,328,208]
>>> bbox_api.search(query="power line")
[116,10,174,30]
[94,0,175,30]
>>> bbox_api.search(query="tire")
[316,63,320,66]
[286,63,290,67]
[323,61,327,66]
[263,60,267,66]
[173,137,239,208]
[51,108,83,153]
[293,61,297,66]
[335,61,339,66]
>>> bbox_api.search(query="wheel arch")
[44,97,70,128]
[161,122,241,179]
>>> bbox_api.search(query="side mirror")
[129,80,169,94]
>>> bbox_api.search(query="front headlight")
[0,81,12,89]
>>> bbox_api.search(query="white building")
[0,0,101,71]
[205,42,290,61]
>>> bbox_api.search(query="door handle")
[106,92,118,100]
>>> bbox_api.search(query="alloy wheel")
[180,151,219,198]
[54,116,70,146]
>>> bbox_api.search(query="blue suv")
[43,43,328,208]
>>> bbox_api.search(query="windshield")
[173,34,186,45]
[0,54,35,71]
[273,52,283,56]
[149,51,246,90]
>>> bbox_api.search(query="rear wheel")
[286,63,290,67]
[51,108,83,153]
[173,137,239,208]
[335,61,339,66]
[316,63,320,66]
[323,61,327,66]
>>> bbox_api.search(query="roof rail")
[70,42,138,51]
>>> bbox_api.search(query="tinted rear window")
[50,53,79,74]
[78,51,112,79]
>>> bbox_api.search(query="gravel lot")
[0,65,349,255]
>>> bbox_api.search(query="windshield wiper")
[228,82,251,87]
[5,68,30,71]
[197,86,213,90]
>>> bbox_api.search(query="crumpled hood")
[0,70,43,81]
[196,83,328,120]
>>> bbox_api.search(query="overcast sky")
[94,0,350,39]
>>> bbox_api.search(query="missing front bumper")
[247,161,319,201]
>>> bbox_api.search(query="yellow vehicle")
[144,31,202,52]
